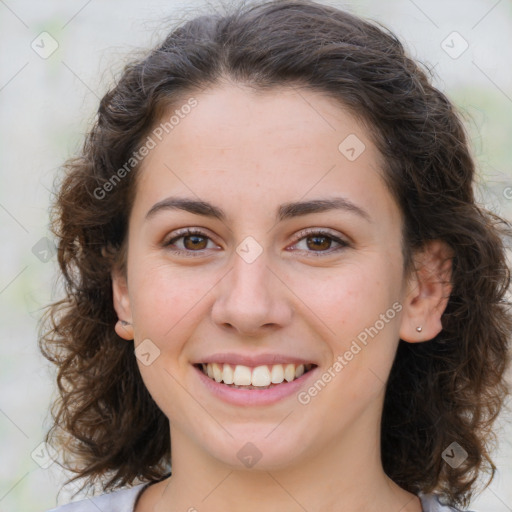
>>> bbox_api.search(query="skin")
[112,82,453,512]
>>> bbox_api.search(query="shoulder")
[45,486,478,512]
[44,482,149,512]
[419,492,478,512]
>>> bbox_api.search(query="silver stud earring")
[120,320,131,326]
[416,326,422,332]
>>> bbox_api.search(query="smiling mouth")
[195,362,316,389]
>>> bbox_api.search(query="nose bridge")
[232,249,272,299]
[211,242,291,333]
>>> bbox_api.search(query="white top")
[45,482,476,511]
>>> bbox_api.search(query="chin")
[203,429,311,472]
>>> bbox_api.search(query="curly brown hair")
[39,0,512,508]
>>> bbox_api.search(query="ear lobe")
[111,266,134,340]
[399,239,454,343]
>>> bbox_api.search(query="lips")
[193,362,320,407]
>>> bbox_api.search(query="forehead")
[132,84,399,228]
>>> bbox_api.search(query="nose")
[211,249,293,336]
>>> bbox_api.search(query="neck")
[145,407,421,512]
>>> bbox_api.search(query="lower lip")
[193,365,318,406]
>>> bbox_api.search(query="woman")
[40,1,512,511]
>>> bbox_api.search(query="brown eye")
[164,229,218,255]
[306,235,332,251]
[182,234,208,250]
[291,229,349,256]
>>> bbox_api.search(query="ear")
[111,266,134,341]
[399,239,454,343]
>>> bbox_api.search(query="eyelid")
[163,226,350,257]
[287,227,350,254]
[164,227,215,242]
[291,227,347,243]
[162,227,220,256]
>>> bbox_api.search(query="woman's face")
[113,84,416,471]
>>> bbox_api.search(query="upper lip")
[193,353,318,367]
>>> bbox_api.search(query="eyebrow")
[145,196,372,223]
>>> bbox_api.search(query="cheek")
[297,260,402,395]
[129,267,205,415]
[129,263,213,336]
[295,259,398,337]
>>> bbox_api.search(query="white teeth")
[212,363,222,382]
[270,364,284,384]
[233,365,252,385]
[251,365,271,387]
[202,362,313,386]
[283,363,296,382]
[222,363,234,384]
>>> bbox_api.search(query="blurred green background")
[1,1,511,511]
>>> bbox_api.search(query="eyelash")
[163,228,350,257]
